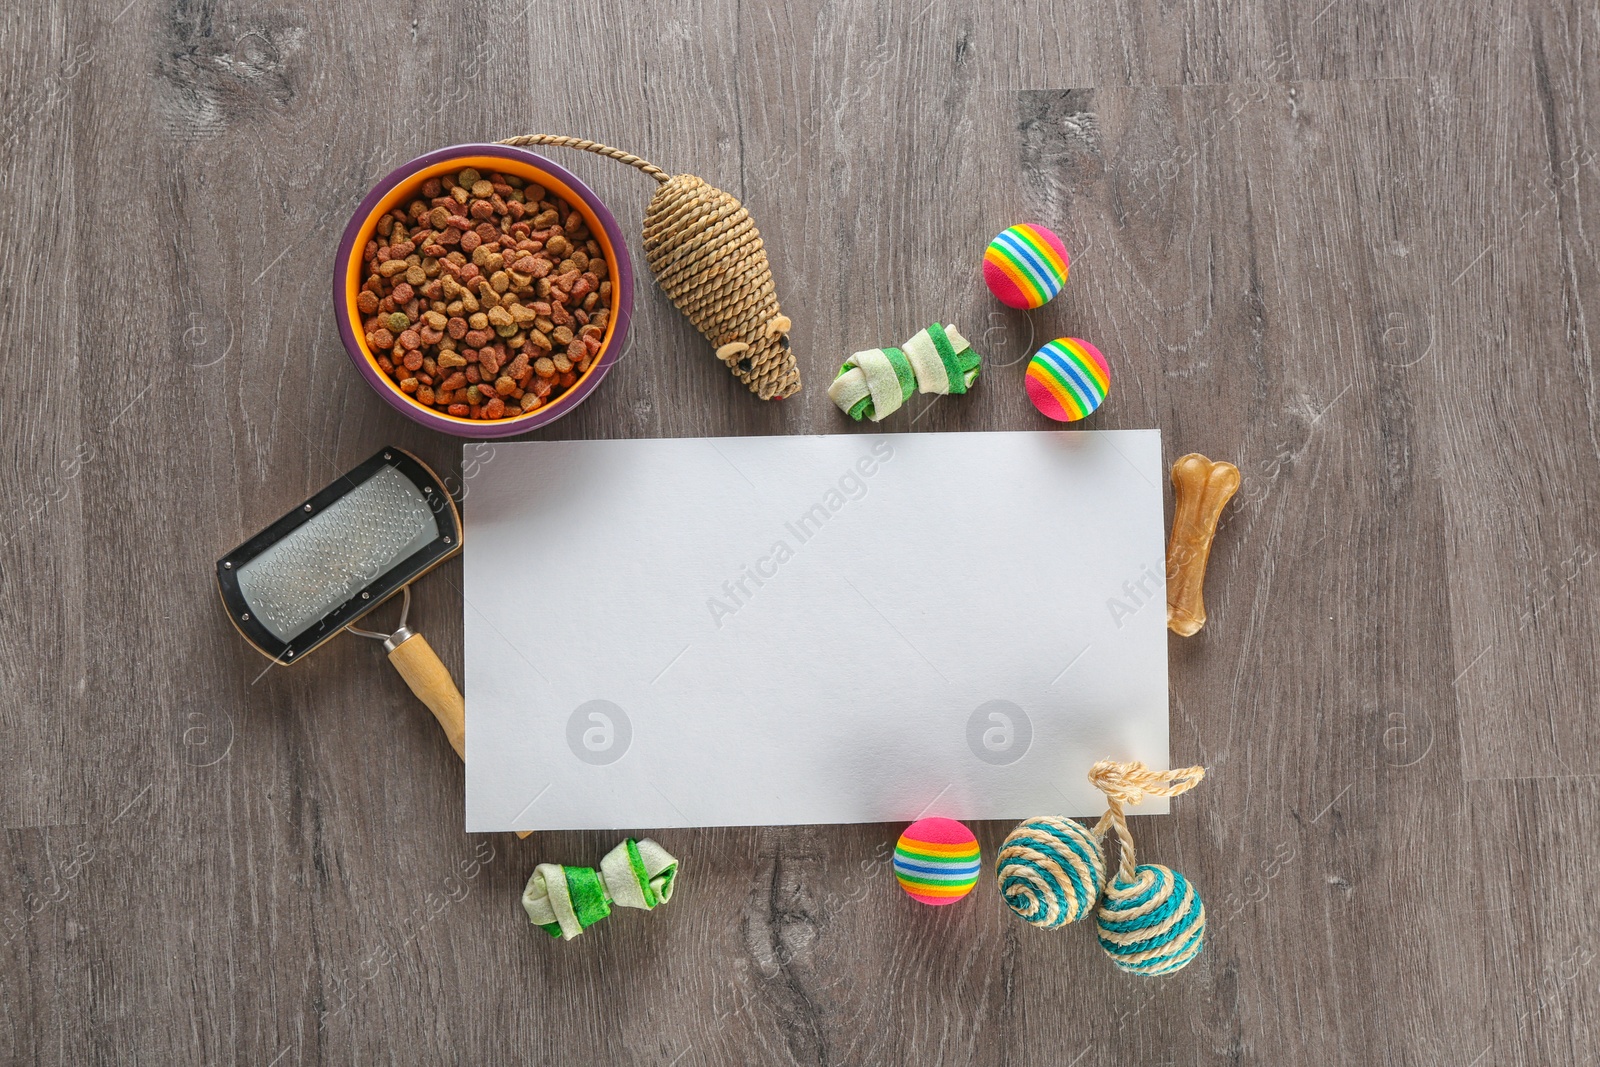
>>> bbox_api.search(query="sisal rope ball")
[996,815,1106,927]
[499,135,801,400]
[1095,863,1206,976]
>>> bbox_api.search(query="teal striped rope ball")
[1096,864,1205,975]
[996,816,1106,928]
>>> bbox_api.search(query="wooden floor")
[3,0,1597,1062]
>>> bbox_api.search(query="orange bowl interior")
[342,153,623,426]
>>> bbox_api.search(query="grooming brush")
[215,447,466,758]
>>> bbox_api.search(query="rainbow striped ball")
[1096,864,1206,976]
[997,816,1106,928]
[1026,338,1110,422]
[984,224,1071,309]
[894,817,981,905]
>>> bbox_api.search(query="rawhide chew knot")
[894,817,981,905]
[521,837,678,941]
[498,135,801,400]
[1026,338,1109,422]
[984,224,1070,309]
[1165,453,1240,636]
[1086,759,1208,976]
[997,815,1106,927]
[827,323,980,421]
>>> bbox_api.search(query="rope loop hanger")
[1088,760,1206,881]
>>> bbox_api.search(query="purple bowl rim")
[334,142,636,439]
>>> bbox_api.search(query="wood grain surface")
[3,0,1597,1063]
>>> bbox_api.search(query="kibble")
[359,168,611,421]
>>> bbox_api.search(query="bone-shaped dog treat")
[1166,454,1240,636]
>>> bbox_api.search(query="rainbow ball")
[893,818,981,905]
[1096,864,1206,976]
[996,816,1106,928]
[1026,338,1110,422]
[983,224,1071,309]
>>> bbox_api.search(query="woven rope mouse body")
[499,135,800,400]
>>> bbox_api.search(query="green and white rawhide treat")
[828,323,980,421]
[522,838,678,941]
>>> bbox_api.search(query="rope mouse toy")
[996,760,1208,976]
[498,135,800,400]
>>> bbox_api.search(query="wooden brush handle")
[387,632,466,759]
[385,632,532,839]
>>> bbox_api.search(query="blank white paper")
[463,429,1169,831]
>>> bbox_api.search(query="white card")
[463,429,1169,831]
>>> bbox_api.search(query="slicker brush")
[499,135,800,400]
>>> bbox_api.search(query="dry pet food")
[358,168,613,420]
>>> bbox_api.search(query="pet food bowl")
[335,143,634,438]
